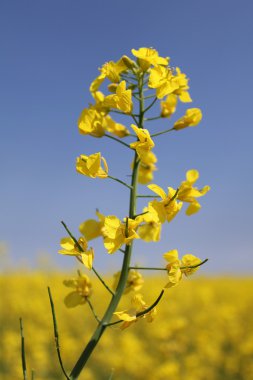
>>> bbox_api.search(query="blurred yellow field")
[1,273,253,380]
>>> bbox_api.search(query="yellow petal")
[186,169,199,184]
[163,249,179,263]
[148,184,167,199]
[179,91,192,103]
[103,216,121,238]
[138,222,161,242]
[89,74,105,95]
[60,237,75,251]
[79,219,102,241]
[81,248,94,270]
[64,292,85,308]
[86,153,101,175]
[114,309,136,322]
[165,265,182,288]
[148,200,167,224]
[185,201,201,216]
[181,254,202,276]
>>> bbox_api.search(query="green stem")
[121,74,138,82]
[136,194,160,198]
[60,221,81,248]
[130,259,208,271]
[180,258,208,270]
[86,298,101,323]
[48,287,70,380]
[131,114,139,125]
[136,289,164,317]
[145,116,162,121]
[129,266,166,271]
[144,94,157,99]
[19,318,27,380]
[104,134,131,149]
[132,211,149,219]
[143,97,157,113]
[151,127,174,138]
[92,267,115,296]
[107,175,133,190]
[133,94,156,101]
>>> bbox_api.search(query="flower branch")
[48,287,70,380]
[143,97,157,113]
[86,298,101,324]
[151,127,174,138]
[104,134,131,149]
[107,175,133,190]
[19,318,28,380]
[61,221,115,296]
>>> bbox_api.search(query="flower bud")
[121,55,137,69]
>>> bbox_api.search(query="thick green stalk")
[69,154,139,380]
[69,72,144,380]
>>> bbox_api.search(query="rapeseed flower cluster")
[35,47,210,377]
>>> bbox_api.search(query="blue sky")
[1,0,253,273]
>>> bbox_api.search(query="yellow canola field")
[1,272,253,380]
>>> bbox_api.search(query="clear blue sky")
[1,0,253,273]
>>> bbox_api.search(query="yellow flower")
[147,184,183,224]
[149,65,192,102]
[148,66,179,99]
[181,254,203,276]
[173,108,202,130]
[178,169,210,215]
[63,273,92,308]
[89,73,106,98]
[163,249,182,288]
[105,115,130,137]
[138,161,157,184]
[114,293,157,329]
[89,57,128,98]
[76,152,108,179]
[78,107,107,137]
[136,209,161,242]
[160,94,177,118]
[102,215,140,254]
[79,210,105,241]
[100,58,128,83]
[172,67,192,103]
[58,237,94,270]
[113,270,144,294]
[132,47,169,71]
[103,81,133,114]
[138,220,161,242]
[130,125,155,160]
[163,249,202,288]
[135,151,157,184]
